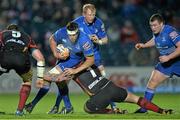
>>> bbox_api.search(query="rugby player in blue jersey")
[25,22,94,114]
[134,13,180,113]
[50,3,119,113]
[74,3,108,78]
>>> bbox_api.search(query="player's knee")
[84,99,100,114]
[84,100,95,113]
[147,79,157,89]
[22,82,31,86]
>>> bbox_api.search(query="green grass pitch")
[0,93,180,119]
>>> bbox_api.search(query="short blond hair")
[83,4,96,13]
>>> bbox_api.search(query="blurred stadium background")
[0,0,180,94]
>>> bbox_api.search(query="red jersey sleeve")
[28,36,38,49]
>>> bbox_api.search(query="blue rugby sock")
[31,85,50,106]
[57,82,72,109]
[63,95,72,109]
[140,88,155,112]
[54,89,63,108]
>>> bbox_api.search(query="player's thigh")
[147,69,168,89]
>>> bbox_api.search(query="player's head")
[149,13,164,34]
[6,24,20,31]
[66,22,79,43]
[82,4,96,24]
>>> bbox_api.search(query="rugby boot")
[47,106,59,114]
[134,108,148,113]
[15,110,24,116]
[24,102,34,113]
[161,109,173,114]
[59,106,74,114]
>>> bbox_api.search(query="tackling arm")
[64,55,94,76]
[49,35,58,58]
[75,55,94,73]
[32,49,45,79]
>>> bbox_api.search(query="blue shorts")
[94,51,103,67]
[57,57,82,71]
[155,57,180,77]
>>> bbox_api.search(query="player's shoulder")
[2,30,30,39]
[164,25,176,33]
[74,16,84,23]
[79,31,89,38]
[94,17,104,25]
[55,27,66,35]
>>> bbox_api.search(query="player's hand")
[64,68,78,76]
[90,34,99,43]
[54,51,69,60]
[135,43,145,50]
[56,73,73,82]
[159,55,170,63]
[36,79,44,88]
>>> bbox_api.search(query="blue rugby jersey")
[154,25,180,56]
[74,16,107,66]
[74,16,107,51]
[53,27,94,70]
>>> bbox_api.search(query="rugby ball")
[56,44,69,57]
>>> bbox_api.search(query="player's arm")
[31,49,45,80]
[64,55,94,76]
[49,35,58,58]
[91,35,108,45]
[75,55,94,73]
[159,32,180,63]
[164,42,180,59]
[135,38,155,50]
[91,21,108,45]
[64,39,94,76]
[28,37,45,81]
[49,35,67,60]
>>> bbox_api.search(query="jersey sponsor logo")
[88,76,103,89]
[6,38,25,45]
[170,31,179,40]
[83,41,91,50]
[62,38,67,43]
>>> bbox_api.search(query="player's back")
[0,30,32,74]
[1,30,31,52]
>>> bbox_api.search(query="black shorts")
[1,51,31,75]
[85,81,128,112]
